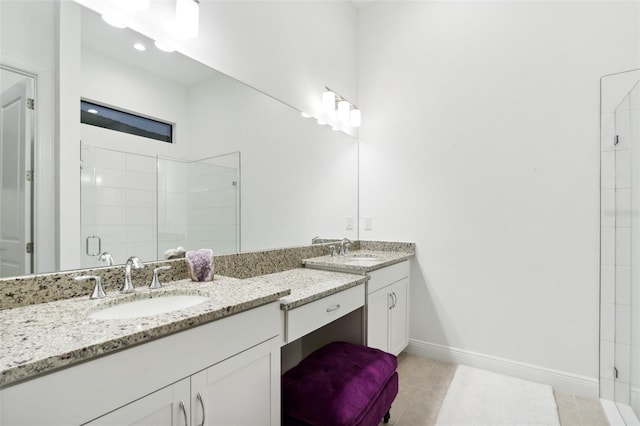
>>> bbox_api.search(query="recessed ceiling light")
[101,14,127,29]
[88,109,98,114]
[301,112,312,118]
[133,43,146,51]
[154,40,175,53]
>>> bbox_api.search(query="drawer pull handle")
[326,304,341,312]
[197,392,206,426]
[179,400,188,426]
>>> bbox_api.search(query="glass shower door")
[613,78,640,419]
[80,142,100,268]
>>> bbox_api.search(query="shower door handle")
[85,235,101,256]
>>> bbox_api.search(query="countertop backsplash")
[0,240,414,310]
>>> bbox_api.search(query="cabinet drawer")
[285,284,365,343]
[368,260,410,294]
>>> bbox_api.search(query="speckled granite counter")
[302,249,414,274]
[244,268,369,311]
[0,276,289,387]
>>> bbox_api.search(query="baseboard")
[406,339,599,399]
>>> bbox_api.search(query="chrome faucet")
[98,251,114,266]
[149,266,171,289]
[75,275,106,299]
[339,238,352,256]
[122,256,144,293]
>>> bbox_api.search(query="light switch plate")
[346,216,354,230]
[364,216,373,230]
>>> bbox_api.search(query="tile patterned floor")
[383,352,609,426]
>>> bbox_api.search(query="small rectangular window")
[80,100,173,143]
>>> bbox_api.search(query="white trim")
[601,399,627,426]
[618,402,640,426]
[407,339,599,399]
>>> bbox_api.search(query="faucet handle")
[150,266,171,289]
[344,242,351,255]
[75,275,106,299]
[328,245,337,257]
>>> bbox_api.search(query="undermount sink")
[89,295,209,320]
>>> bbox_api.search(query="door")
[191,339,279,425]
[367,286,391,352]
[83,378,190,426]
[0,72,33,278]
[389,278,410,356]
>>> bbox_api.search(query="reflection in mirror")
[79,142,240,267]
[0,2,358,279]
[0,67,35,278]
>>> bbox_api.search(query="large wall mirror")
[0,1,359,278]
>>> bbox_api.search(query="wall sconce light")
[176,0,200,39]
[320,87,361,129]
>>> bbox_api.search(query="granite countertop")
[244,268,368,311]
[0,276,290,388]
[302,250,413,273]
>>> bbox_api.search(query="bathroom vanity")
[0,243,414,426]
[303,249,412,356]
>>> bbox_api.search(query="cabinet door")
[84,378,190,426]
[191,339,279,426]
[367,286,391,352]
[389,277,409,356]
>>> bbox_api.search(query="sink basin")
[90,295,209,320]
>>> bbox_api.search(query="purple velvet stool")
[282,341,399,426]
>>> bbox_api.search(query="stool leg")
[383,410,391,423]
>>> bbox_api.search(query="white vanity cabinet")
[86,339,278,426]
[366,260,410,356]
[84,378,191,426]
[0,302,281,426]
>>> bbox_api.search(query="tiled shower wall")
[81,148,157,266]
[600,72,640,413]
[82,147,240,268]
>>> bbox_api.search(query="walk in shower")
[80,143,240,268]
[600,70,640,423]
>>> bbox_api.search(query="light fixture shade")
[101,14,127,29]
[154,40,176,52]
[176,0,199,39]
[337,100,350,124]
[322,91,336,114]
[349,109,361,128]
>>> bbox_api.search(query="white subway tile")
[616,304,631,344]
[601,265,616,304]
[601,302,615,342]
[602,151,616,190]
[616,266,632,305]
[602,228,616,266]
[616,228,631,266]
[602,190,616,228]
[616,150,631,189]
[600,340,615,379]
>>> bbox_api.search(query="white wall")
[187,72,359,251]
[358,1,640,395]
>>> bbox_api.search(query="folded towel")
[186,249,214,282]
[164,246,186,260]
